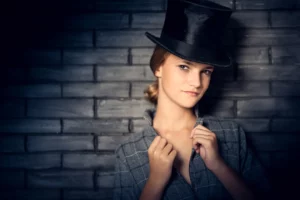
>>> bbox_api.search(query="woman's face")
[155,53,214,108]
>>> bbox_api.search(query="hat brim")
[145,31,232,67]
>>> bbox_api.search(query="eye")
[202,70,213,76]
[178,65,189,70]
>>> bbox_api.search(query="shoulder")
[203,114,241,136]
[203,114,245,147]
[114,129,149,162]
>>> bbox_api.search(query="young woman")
[113,0,272,200]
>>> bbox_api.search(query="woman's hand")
[190,124,224,171]
[147,135,177,188]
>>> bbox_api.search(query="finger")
[195,124,211,131]
[190,128,211,138]
[155,137,168,151]
[162,143,173,157]
[192,136,210,149]
[193,135,212,140]
[192,133,214,140]
[148,136,161,153]
[169,149,177,160]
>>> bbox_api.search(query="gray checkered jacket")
[113,108,272,200]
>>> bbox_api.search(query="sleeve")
[238,124,274,200]
[113,144,140,200]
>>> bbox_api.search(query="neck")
[153,100,197,133]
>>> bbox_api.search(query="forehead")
[182,59,214,69]
[168,54,214,69]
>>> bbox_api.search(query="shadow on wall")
[196,5,300,200]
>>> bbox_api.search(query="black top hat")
[145,0,233,67]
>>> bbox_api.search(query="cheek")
[165,69,184,84]
[162,73,185,95]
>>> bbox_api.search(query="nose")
[187,71,201,88]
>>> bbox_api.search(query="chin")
[177,98,199,109]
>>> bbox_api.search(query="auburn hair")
[143,45,171,105]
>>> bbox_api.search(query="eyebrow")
[182,60,214,69]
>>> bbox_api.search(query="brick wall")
[1,0,300,199]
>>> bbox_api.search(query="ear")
[154,64,163,78]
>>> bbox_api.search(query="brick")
[96,30,160,47]
[63,154,115,169]
[0,154,60,169]
[271,11,300,27]
[271,82,300,96]
[57,31,93,47]
[272,46,300,64]
[237,64,300,81]
[0,189,60,200]
[132,119,150,133]
[63,48,128,65]
[23,49,61,65]
[0,136,24,152]
[132,13,165,28]
[131,82,153,98]
[63,83,130,97]
[209,0,234,9]
[235,0,300,10]
[97,99,154,118]
[0,170,24,188]
[98,135,130,150]
[0,67,26,83]
[33,31,93,48]
[229,11,269,28]
[29,66,93,81]
[63,119,129,134]
[132,48,154,64]
[97,66,146,81]
[0,84,61,98]
[95,0,163,11]
[28,170,93,188]
[28,99,93,118]
[198,99,235,118]
[233,119,269,132]
[206,81,269,97]
[63,13,129,30]
[248,133,300,151]
[234,47,269,64]
[28,136,94,152]
[62,0,95,12]
[96,171,114,188]
[0,99,25,117]
[64,189,113,200]
[272,119,300,132]
[0,119,60,134]
[236,29,300,46]
[145,66,157,81]
[237,98,300,117]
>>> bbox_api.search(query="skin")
[139,53,256,200]
[153,53,214,134]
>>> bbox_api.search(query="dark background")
[0,0,300,199]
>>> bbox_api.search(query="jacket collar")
[142,107,204,137]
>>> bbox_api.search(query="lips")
[183,91,199,96]
[184,91,199,95]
